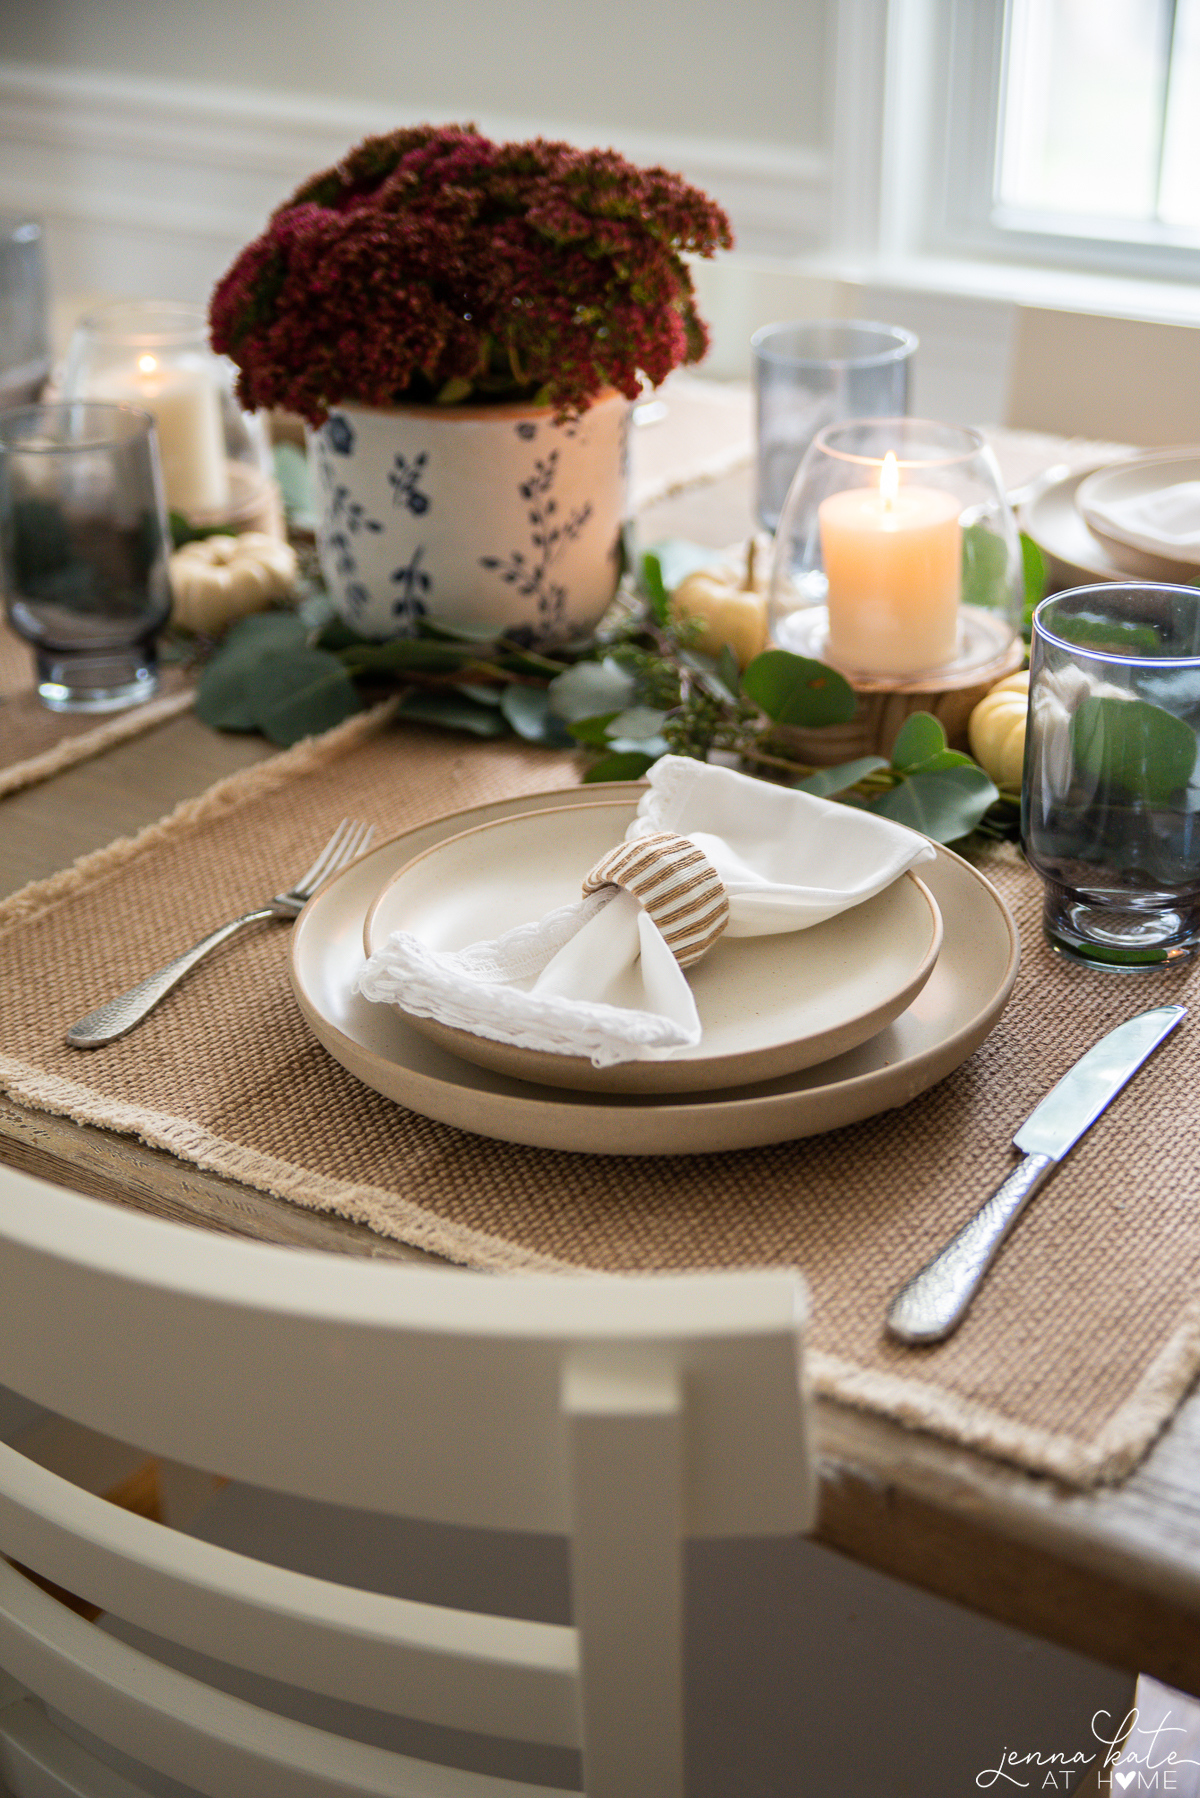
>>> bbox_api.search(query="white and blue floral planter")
[311,391,630,646]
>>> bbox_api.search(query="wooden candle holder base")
[771,632,1025,765]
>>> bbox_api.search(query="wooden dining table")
[3,448,1200,1707]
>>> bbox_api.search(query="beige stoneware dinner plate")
[289,786,1019,1155]
[360,801,943,1094]
[1019,465,1126,588]
[1076,451,1200,581]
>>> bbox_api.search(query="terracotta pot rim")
[327,387,627,425]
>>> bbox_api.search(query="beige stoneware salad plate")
[360,800,943,1094]
[289,785,1019,1156]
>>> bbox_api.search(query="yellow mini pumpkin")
[169,532,298,635]
[671,541,769,668]
[968,669,1029,788]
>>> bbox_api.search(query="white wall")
[0,0,832,154]
[2,0,1196,432]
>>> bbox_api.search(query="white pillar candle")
[97,354,230,515]
[819,452,962,677]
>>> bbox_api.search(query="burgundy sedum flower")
[209,123,733,425]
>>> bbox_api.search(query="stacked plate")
[1022,449,1200,590]
[290,787,1019,1156]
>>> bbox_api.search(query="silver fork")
[66,818,375,1049]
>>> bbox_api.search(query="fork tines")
[295,819,374,897]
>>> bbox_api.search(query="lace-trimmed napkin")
[356,756,936,1067]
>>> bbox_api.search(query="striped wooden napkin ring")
[582,831,730,969]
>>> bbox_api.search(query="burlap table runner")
[2,709,1199,1488]
[0,619,194,799]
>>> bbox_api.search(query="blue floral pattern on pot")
[388,452,430,515]
[480,452,593,642]
[310,394,629,644]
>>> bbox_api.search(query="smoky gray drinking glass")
[752,320,917,532]
[0,402,172,712]
[0,216,50,412]
[1022,584,1200,969]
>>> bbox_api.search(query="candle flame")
[880,451,899,509]
[137,354,157,375]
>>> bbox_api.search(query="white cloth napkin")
[356,756,937,1067]
[1093,481,1200,554]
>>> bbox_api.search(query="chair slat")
[0,1443,579,1747]
[0,1560,578,1798]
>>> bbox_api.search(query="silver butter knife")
[887,1004,1186,1345]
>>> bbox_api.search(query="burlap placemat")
[0,620,194,799]
[2,710,1199,1487]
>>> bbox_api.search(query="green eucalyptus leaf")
[398,690,509,737]
[676,648,739,706]
[871,764,999,843]
[273,442,314,525]
[455,682,504,707]
[220,611,309,658]
[607,735,668,758]
[902,748,978,775]
[548,657,637,722]
[315,616,371,652]
[499,684,570,743]
[195,655,274,732]
[607,706,669,741]
[961,522,1009,610]
[792,756,889,796]
[715,645,741,699]
[890,712,947,771]
[253,649,364,746]
[419,615,504,644]
[583,750,659,783]
[1071,695,1197,802]
[567,711,621,747]
[742,650,857,727]
[340,639,474,673]
[640,551,671,626]
[195,614,312,732]
[1052,614,1162,656]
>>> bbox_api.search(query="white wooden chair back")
[1005,306,1200,447]
[0,1166,813,1798]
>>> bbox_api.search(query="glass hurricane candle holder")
[769,419,1023,684]
[62,301,271,526]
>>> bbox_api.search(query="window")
[998,0,1200,242]
[920,0,1200,282]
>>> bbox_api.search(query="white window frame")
[857,0,1200,290]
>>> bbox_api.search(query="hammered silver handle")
[886,1153,1057,1344]
[65,908,275,1048]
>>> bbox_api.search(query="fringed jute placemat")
[0,621,194,800]
[2,709,1199,1487]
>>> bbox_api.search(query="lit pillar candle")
[819,452,962,677]
[97,354,230,515]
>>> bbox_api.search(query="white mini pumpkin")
[671,542,769,668]
[169,532,298,635]
[968,669,1029,788]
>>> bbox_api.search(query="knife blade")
[886,1004,1186,1345]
